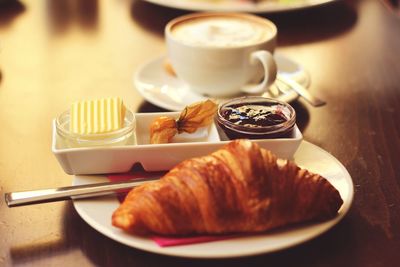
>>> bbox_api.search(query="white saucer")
[142,0,338,14]
[134,53,311,111]
[72,141,353,258]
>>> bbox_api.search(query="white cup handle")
[241,50,277,94]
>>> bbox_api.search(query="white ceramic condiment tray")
[52,112,303,175]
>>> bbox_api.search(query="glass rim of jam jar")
[56,108,136,147]
[216,96,296,138]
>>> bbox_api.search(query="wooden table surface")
[1,0,399,266]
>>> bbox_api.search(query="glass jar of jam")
[216,96,296,140]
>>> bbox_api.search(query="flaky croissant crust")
[112,140,343,235]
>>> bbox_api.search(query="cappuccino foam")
[171,16,271,47]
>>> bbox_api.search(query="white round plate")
[134,53,310,111]
[142,0,338,13]
[72,141,354,259]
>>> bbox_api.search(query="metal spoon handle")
[277,75,326,107]
[5,177,159,207]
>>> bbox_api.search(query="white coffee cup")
[165,13,278,97]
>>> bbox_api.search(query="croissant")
[112,140,343,236]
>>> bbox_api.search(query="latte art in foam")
[166,13,278,97]
[171,17,270,47]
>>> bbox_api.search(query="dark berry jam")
[220,104,287,128]
[216,97,296,140]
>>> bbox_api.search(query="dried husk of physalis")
[149,116,178,144]
[150,100,217,144]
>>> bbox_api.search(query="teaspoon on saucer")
[276,75,326,107]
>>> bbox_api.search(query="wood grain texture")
[0,0,399,266]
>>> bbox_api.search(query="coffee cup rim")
[165,12,277,49]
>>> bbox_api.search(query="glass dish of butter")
[56,97,136,147]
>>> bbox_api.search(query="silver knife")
[277,74,326,107]
[5,177,159,207]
